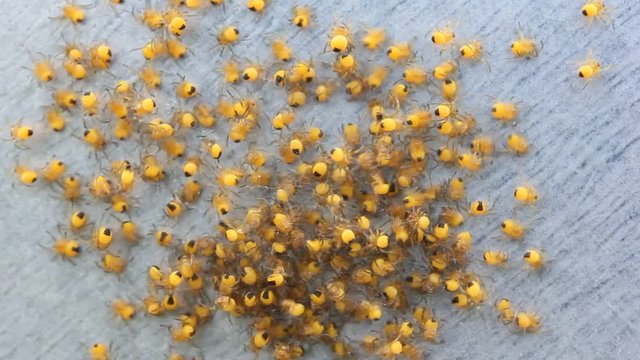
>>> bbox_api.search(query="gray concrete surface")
[1,0,640,359]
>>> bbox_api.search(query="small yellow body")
[363,28,385,49]
[34,60,55,82]
[432,26,455,45]
[293,6,312,28]
[459,40,483,60]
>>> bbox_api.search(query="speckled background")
[1,0,639,359]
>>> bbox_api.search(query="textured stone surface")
[0,0,639,359]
